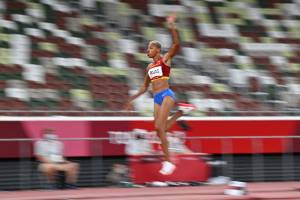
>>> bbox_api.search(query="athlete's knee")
[154,121,165,133]
[154,120,159,130]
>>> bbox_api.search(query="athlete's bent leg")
[165,102,196,131]
[165,110,183,131]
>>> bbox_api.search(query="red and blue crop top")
[147,57,170,82]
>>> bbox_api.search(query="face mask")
[44,134,57,141]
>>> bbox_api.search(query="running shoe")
[177,103,197,115]
[159,161,176,175]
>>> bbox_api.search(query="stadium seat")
[0,0,298,116]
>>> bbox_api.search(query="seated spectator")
[34,129,79,189]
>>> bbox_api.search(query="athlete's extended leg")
[154,96,175,162]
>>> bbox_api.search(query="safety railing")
[0,136,299,190]
[0,110,298,116]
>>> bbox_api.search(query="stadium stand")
[0,0,299,116]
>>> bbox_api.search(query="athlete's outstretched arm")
[124,74,150,109]
[163,14,180,64]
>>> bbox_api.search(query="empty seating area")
[0,0,299,116]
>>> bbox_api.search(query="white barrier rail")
[0,135,300,141]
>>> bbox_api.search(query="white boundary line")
[1,135,300,141]
[0,116,299,121]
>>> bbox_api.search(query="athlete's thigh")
[154,103,161,125]
[157,96,175,124]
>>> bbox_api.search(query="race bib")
[148,66,163,79]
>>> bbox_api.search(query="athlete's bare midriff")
[151,79,169,94]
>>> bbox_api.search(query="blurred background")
[0,0,299,199]
[0,0,299,116]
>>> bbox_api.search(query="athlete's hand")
[123,101,133,111]
[166,13,177,28]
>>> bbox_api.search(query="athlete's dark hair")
[151,40,161,49]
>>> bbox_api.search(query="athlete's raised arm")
[163,14,180,65]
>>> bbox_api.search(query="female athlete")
[125,14,195,175]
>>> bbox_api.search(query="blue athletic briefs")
[153,88,176,105]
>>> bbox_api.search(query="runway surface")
[0,182,299,200]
